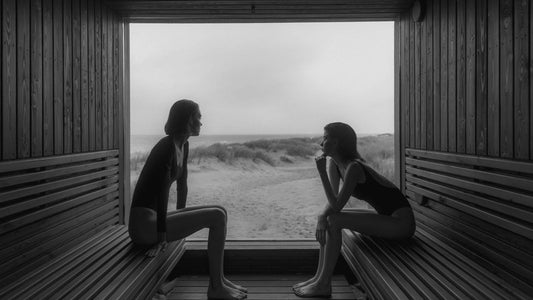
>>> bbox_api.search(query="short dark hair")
[164,99,199,136]
[324,122,363,161]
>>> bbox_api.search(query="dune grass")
[130,134,395,181]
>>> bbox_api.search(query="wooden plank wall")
[1,0,122,162]
[399,0,532,171]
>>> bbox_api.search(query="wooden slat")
[81,0,89,151]
[73,0,81,153]
[375,237,463,299]
[405,148,533,174]
[122,20,130,223]
[422,1,433,149]
[416,227,527,299]
[0,225,120,295]
[0,0,2,161]
[413,231,510,299]
[465,0,476,154]
[406,165,533,210]
[58,235,136,299]
[412,202,533,287]
[63,0,73,154]
[29,228,130,299]
[95,0,103,150]
[113,14,120,148]
[0,174,118,219]
[409,192,533,257]
[420,14,426,150]
[53,0,64,155]
[440,0,448,152]
[410,199,533,275]
[456,0,466,153]
[0,186,118,235]
[122,240,185,300]
[500,0,513,158]
[31,0,44,157]
[344,232,408,299]
[358,236,424,298]
[0,149,117,171]
[476,0,488,155]
[405,157,533,192]
[0,167,118,203]
[433,0,441,150]
[0,212,118,289]
[447,0,456,152]
[0,157,118,188]
[73,244,141,299]
[487,0,499,157]
[0,199,117,260]
[514,0,529,159]
[2,0,17,160]
[415,20,421,149]
[43,0,54,156]
[425,0,433,150]
[108,9,114,148]
[406,181,533,239]
[2,211,123,299]
[409,15,414,148]
[18,0,31,159]
[406,173,533,223]
[88,0,96,151]
[415,217,532,297]
[102,6,109,149]
[0,187,117,247]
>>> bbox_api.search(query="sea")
[130,134,322,154]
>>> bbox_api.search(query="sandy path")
[131,157,369,240]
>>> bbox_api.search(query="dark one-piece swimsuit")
[337,160,410,216]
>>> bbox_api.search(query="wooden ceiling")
[104,0,415,22]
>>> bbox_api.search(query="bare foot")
[224,277,248,293]
[292,276,317,291]
[294,283,331,298]
[207,284,247,300]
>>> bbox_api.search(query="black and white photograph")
[1,1,532,299]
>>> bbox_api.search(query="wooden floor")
[167,274,358,300]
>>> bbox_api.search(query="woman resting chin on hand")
[293,122,415,298]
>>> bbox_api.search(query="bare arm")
[176,142,189,210]
[319,160,342,218]
[317,159,364,213]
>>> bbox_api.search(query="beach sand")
[131,156,369,240]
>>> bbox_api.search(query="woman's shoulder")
[147,136,174,162]
[345,160,366,183]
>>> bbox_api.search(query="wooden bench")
[0,151,185,299]
[341,149,533,299]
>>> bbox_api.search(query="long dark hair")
[324,122,364,161]
[164,99,199,136]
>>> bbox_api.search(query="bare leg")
[295,208,414,297]
[169,206,247,293]
[165,207,246,300]
[293,209,374,292]
[292,244,325,291]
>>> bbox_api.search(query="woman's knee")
[211,205,227,217]
[208,208,227,228]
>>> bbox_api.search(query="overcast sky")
[130,22,394,136]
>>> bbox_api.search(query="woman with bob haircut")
[129,100,247,300]
[294,122,415,298]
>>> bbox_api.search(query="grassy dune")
[130,134,395,239]
[131,134,394,182]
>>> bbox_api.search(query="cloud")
[130,22,394,135]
